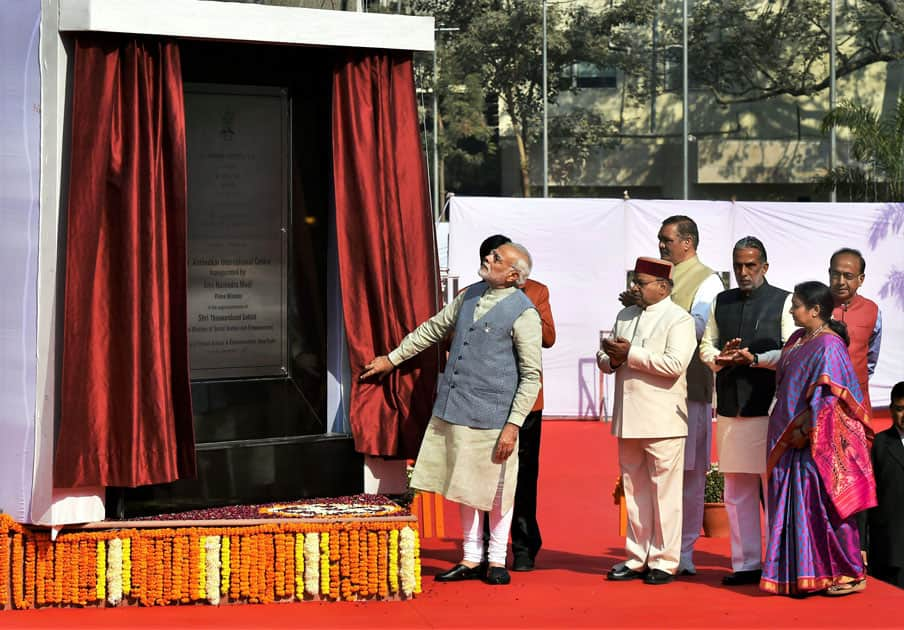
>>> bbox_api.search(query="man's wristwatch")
[751,353,758,366]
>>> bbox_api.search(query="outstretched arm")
[360,290,466,381]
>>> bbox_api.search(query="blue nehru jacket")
[432,282,534,430]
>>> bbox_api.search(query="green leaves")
[820,96,904,201]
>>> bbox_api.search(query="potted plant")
[702,463,729,538]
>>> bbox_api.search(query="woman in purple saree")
[760,281,876,596]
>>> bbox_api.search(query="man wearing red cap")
[599,257,697,586]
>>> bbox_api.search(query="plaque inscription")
[185,84,289,380]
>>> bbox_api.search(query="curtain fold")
[332,51,440,458]
[54,35,196,488]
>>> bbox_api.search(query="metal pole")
[431,28,459,219]
[682,0,689,200]
[433,41,440,219]
[829,0,837,202]
[542,0,549,197]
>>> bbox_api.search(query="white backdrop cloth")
[0,1,41,522]
[448,196,903,418]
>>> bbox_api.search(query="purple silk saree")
[761,329,876,595]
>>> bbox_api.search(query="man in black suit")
[866,381,904,588]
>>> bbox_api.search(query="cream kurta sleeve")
[387,285,541,427]
[387,290,466,366]
[507,308,542,427]
[699,300,722,371]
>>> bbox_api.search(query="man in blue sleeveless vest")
[361,242,542,586]
[699,236,795,586]
[477,234,556,573]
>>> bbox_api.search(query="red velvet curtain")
[332,51,440,458]
[54,36,196,488]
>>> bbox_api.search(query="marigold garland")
[273,533,285,599]
[376,531,389,598]
[388,529,399,594]
[35,537,45,606]
[229,535,241,601]
[262,532,276,604]
[367,531,379,597]
[171,535,185,603]
[319,532,330,597]
[95,539,106,602]
[122,537,132,596]
[12,534,26,609]
[0,523,11,607]
[356,528,367,597]
[0,516,419,608]
[52,537,65,605]
[412,529,422,594]
[328,529,340,600]
[294,533,305,599]
[339,530,351,599]
[189,534,201,602]
[24,536,37,608]
[283,532,295,599]
[220,535,231,597]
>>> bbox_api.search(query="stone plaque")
[185,84,289,380]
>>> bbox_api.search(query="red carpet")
[4,420,902,628]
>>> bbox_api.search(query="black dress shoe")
[606,565,647,581]
[643,569,674,585]
[483,566,511,585]
[435,563,485,582]
[721,569,762,586]
[512,555,535,572]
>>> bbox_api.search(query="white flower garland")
[205,536,221,606]
[106,538,123,606]
[303,532,320,596]
[399,527,416,597]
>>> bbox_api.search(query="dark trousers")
[483,409,543,561]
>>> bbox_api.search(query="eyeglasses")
[631,278,664,288]
[829,270,862,281]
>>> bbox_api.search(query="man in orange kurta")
[828,248,882,411]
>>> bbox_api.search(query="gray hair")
[504,242,533,286]
[733,236,768,262]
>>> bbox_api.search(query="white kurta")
[598,296,697,574]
